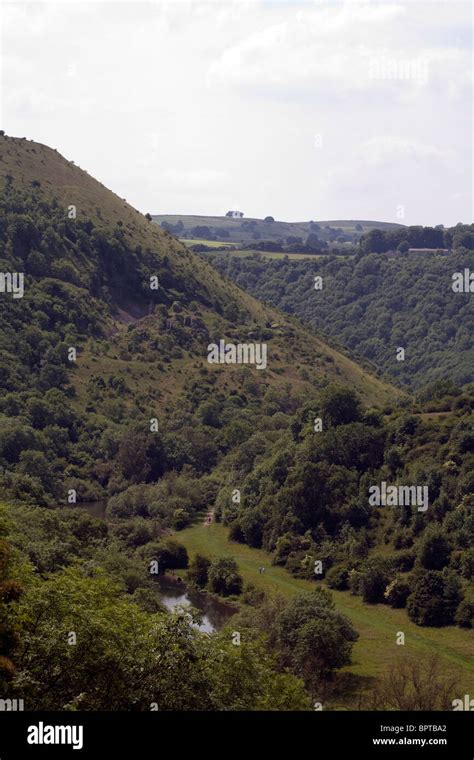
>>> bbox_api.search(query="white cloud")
[1,0,471,225]
[163,168,230,190]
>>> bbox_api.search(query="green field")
[176,520,474,708]
[211,248,326,260]
[180,238,236,248]
[180,239,327,259]
[152,214,403,249]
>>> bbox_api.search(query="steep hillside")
[0,134,400,410]
[0,136,472,713]
[208,250,474,390]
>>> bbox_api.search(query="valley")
[0,134,472,714]
[174,520,474,708]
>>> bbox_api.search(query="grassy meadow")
[175,520,474,708]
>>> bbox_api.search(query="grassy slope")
[0,134,404,410]
[153,214,404,242]
[176,521,474,707]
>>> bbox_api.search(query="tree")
[264,216,275,223]
[384,577,411,608]
[0,513,23,682]
[407,570,462,626]
[417,527,451,570]
[239,508,265,548]
[187,554,210,588]
[276,589,358,690]
[208,557,243,596]
[455,599,473,628]
[320,386,362,427]
[305,232,320,250]
[360,653,458,710]
[149,540,189,571]
[6,565,309,710]
[358,558,392,604]
[325,565,350,590]
[117,426,166,483]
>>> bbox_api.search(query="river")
[71,501,235,633]
[156,577,236,633]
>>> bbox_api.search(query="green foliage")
[208,557,243,596]
[319,386,362,427]
[140,540,189,573]
[0,509,24,681]
[384,577,411,608]
[407,569,463,626]
[6,564,309,710]
[358,558,393,604]
[417,526,452,570]
[276,589,358,688]
[209,248,474,388]
[454,599,473,628]
[187,554,211,589]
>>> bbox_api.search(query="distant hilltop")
[151,214,404,249]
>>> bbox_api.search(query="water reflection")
[68,502,235,634]
[157,577,236,633]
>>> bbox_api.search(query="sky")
[1,0,472,226]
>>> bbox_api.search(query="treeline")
[207,249,474,389]
[360,223,474,253]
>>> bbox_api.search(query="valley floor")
[175,520,474,709]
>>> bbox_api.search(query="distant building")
[226,210,244,218]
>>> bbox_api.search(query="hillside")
[0,134,472,714]
[0,135,400,412]
[152,213,403,249]
[208,250,474,390]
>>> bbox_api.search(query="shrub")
[417,527,452,570]
[384,577,411,608]
[407,570,462,626]
[208,557,243,596]
[187,554,211,589]
[358,559,392,604]
[455,599,473,628]
[325,565,350,590]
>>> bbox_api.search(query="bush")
[407,570,462,626]
[358,559,392,604]
[325,565,350,590]
[140,540,188,573]
[417,527,451,570]
[384,577,411,608]
[187,554,211,589]
[228,522,245,543]
[393,550,416,571]
[276,589,358,689]
[455,599,473,628]
[208,557,243,596]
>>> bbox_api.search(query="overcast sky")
[1,0,472,226]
